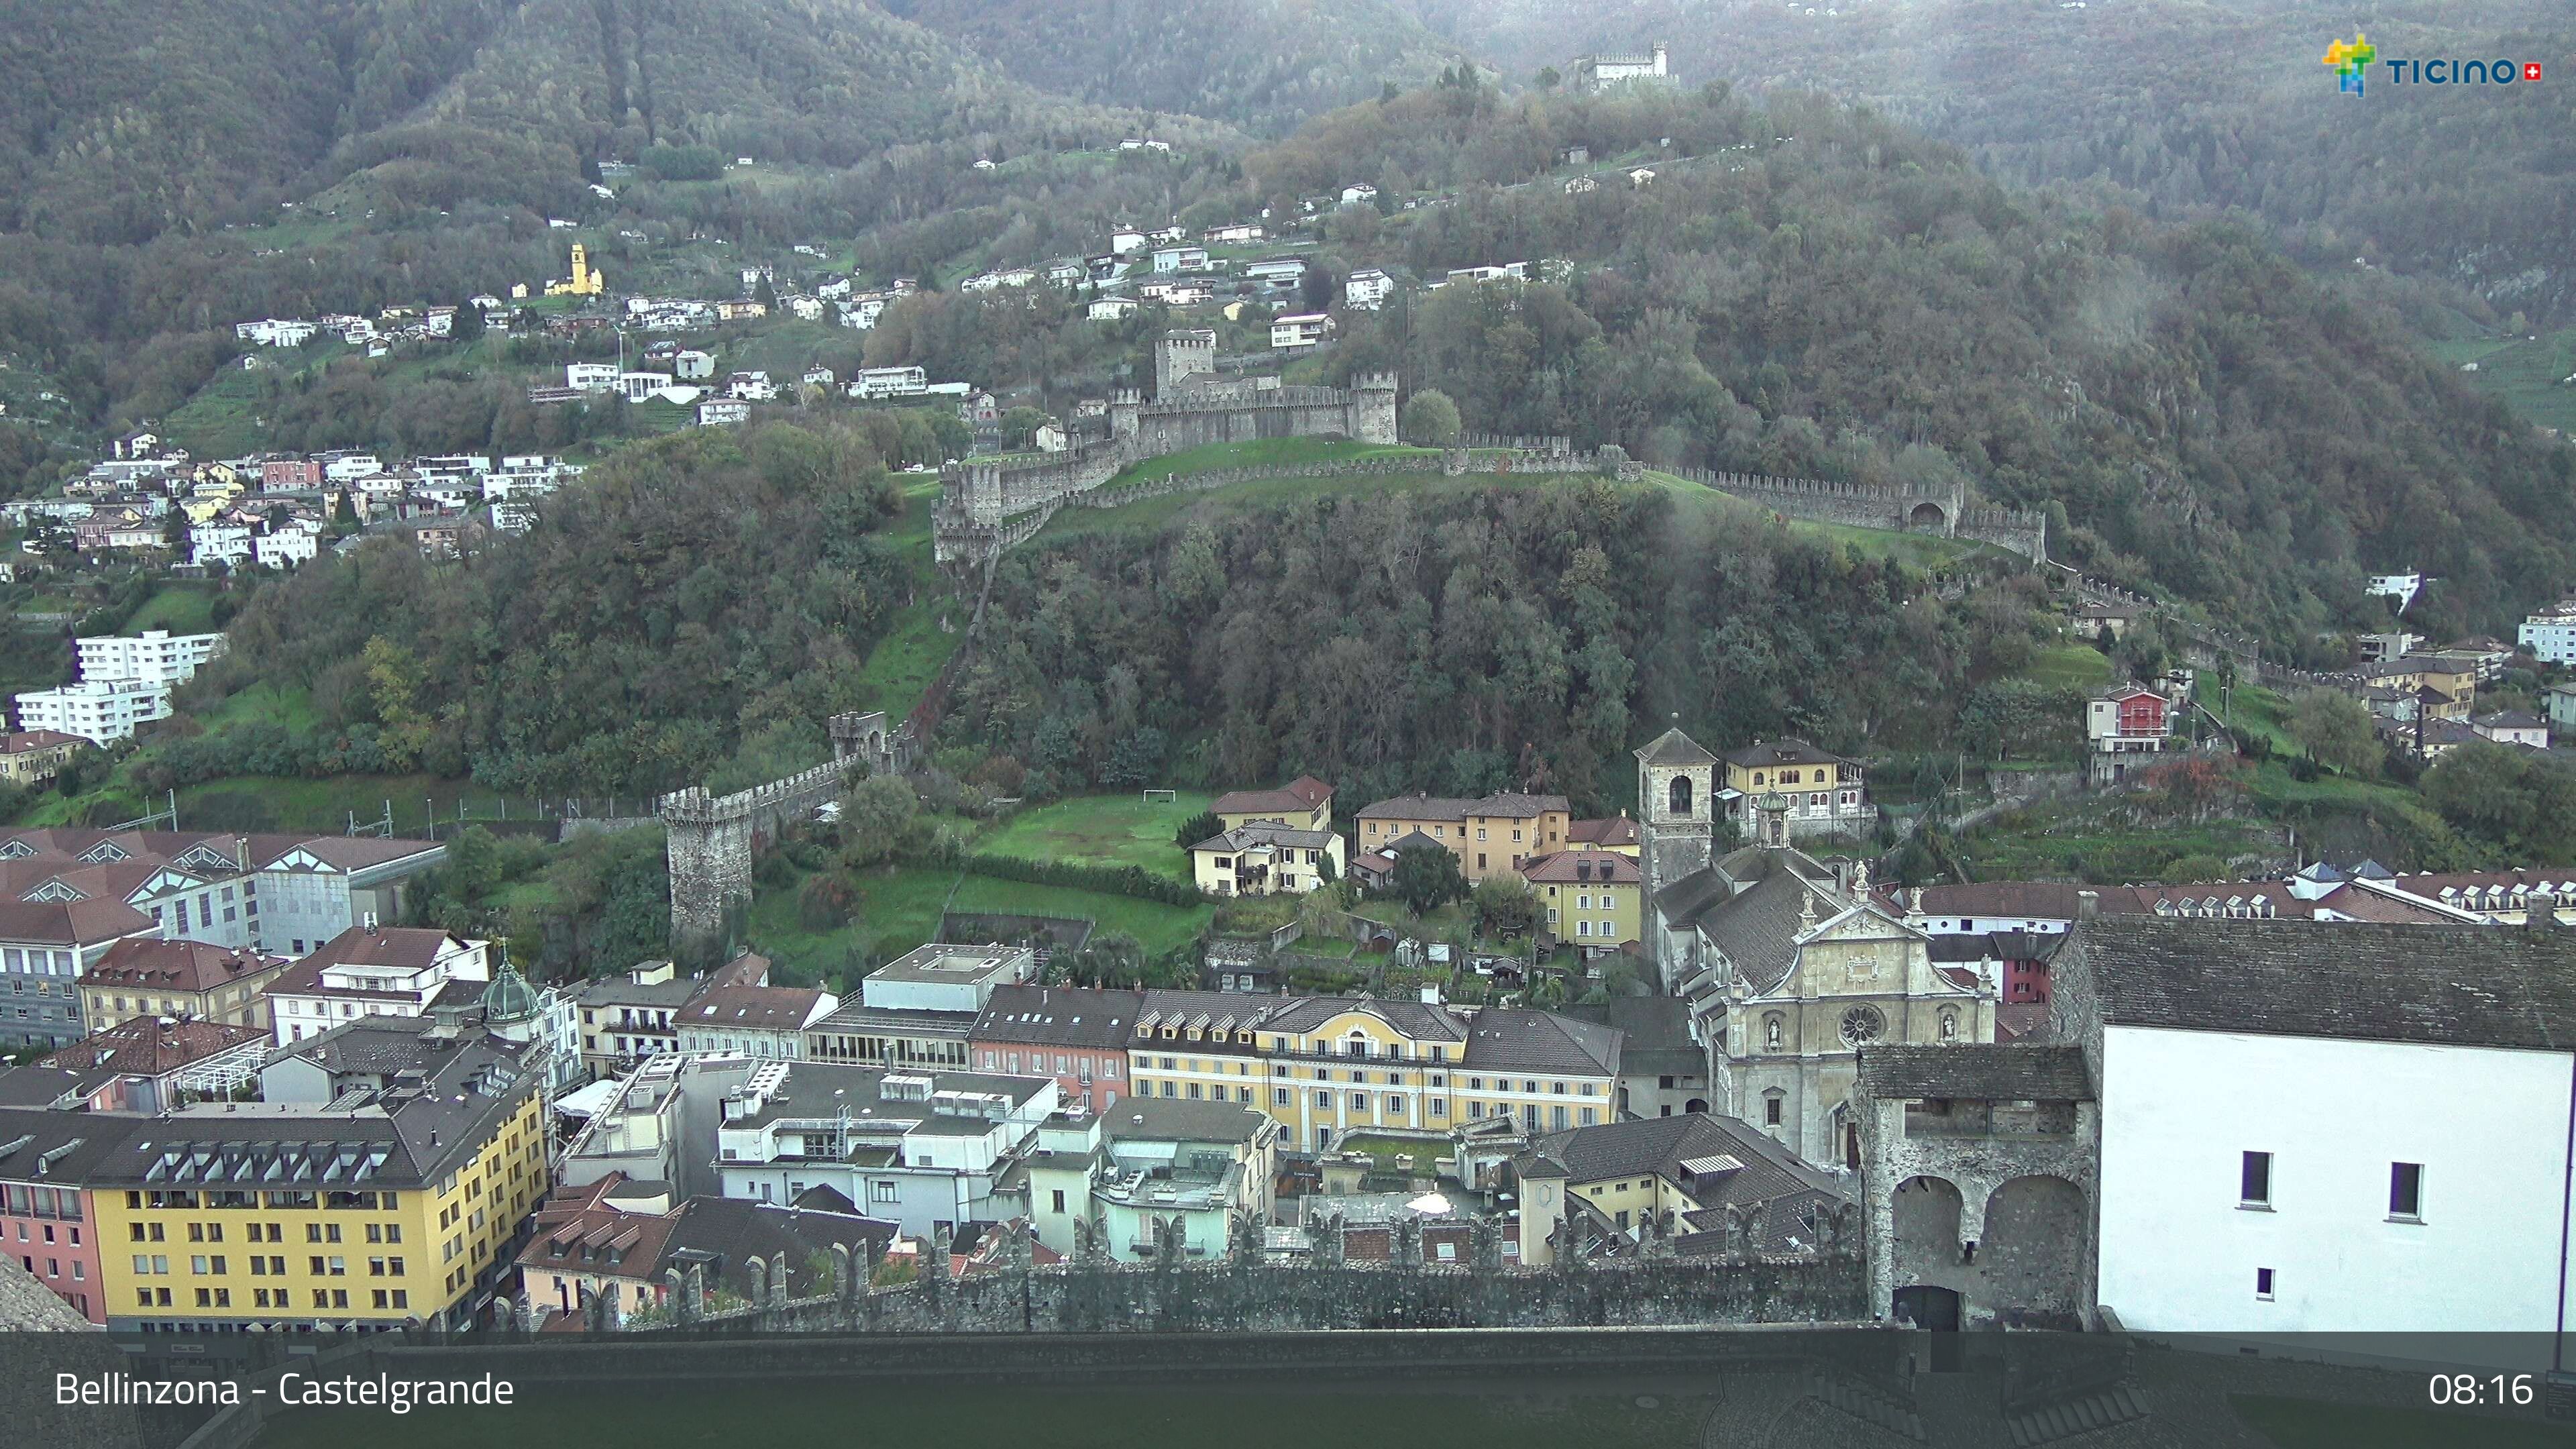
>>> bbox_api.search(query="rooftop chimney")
[2076,891,2100,923]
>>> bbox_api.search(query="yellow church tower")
[546,244,604,297]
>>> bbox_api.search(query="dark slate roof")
[1678,867,1821,994]
[1633,727,1718,767]
[1192,823,1338,852]
[1460,1008,1621,1077]
[2073,918,2576,1051]
[1854,1044,2093,1102]
[1522,1114,1846,1252]
[1564,995,1698,1077]
[1264,994,1469,1042]
[970,985,1144,1049]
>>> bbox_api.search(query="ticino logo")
[2324,32,2542,95]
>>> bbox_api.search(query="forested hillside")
[189,421,915,796]
[1252,85,2575,643]
[885,0,1457,133]
[1418,0,2576,321]
[949,478,2044,813]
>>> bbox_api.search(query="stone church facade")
[1638,725,1996,1167]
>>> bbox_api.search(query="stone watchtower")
[1155,329,1218,398]
[1347,373,1400,445]
[1633,721,1717,898]
[1108,389,1142,442]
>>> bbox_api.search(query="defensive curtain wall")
[936,434,2051,572]
[500,1207,1865,1338]
[661,711,895,956]
[1666,467,2053,564]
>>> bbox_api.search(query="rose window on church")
[1839,1005,1886,1046]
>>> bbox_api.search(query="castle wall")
[661,757,855,955]
[1679,468,2051,565]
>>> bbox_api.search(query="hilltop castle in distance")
[933,330,1397,565]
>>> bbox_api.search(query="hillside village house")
[1022,1097,1279,1263]
[0,730,83,786]
[1357,792,1572,881]
[1212,775,1334,832]
[2086,684,2171,785]
[970,984,1142,1114]
[2519,599,2576,664]
[78,937,290,1033]
[1519,846,1642,951]
[1122,989,1621,1153]
[1347,269,1395,309]
[1719,740,1871,845]
[1189,823,1344,896]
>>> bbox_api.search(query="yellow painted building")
[545,244,604,298]
[1189,824,1344,896]
[0,729,83,786]
[1211,775,1334,833]
[91,1049,548,1332]
[1124,991,1621,1155]
[1513,1112,1841,1266]
[1519,847,1642,949]
[1354,791,1572,882]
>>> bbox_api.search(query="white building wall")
[2096,1024,2575,1342]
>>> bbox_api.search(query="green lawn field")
[975,792,1214,879]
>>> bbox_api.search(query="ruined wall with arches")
[1851,1055,2100,1330]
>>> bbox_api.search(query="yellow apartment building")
[1519,847,1643,949]
[1122,991,1621,1155]
[92,1032,548,1333]
[1354,791,1572,881]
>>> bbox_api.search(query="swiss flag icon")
[2524,62,2544,81]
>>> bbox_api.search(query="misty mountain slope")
[1410,0,2576,320]
[0,0,520,244]
[883,0,1458,131]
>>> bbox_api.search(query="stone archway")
[1907,500,1948,532]
[1890,1174,1964,1287]
[1978,1175,2088,1326]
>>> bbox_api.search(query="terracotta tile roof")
[301,924,469,971]
[80,937,286,993]
[34,1016,267,1077]
[1568,816,1638,848]
[0,730,83,754]
[1212,775,1334,816]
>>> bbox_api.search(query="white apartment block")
[76,630,225,688]
[16,678,173,744]
[254,528,319,570]
[2518,602,2576,664]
